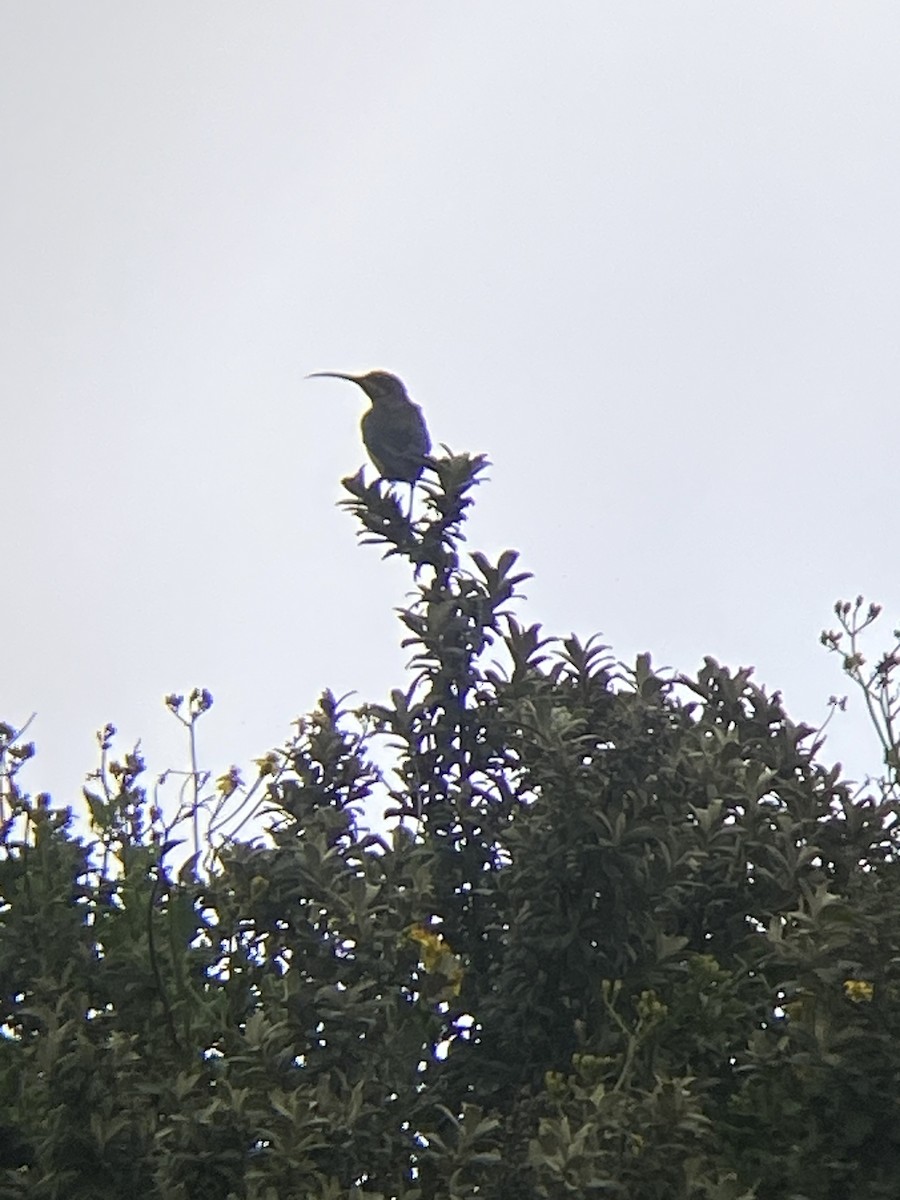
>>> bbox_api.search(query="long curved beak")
[306,371,359,383]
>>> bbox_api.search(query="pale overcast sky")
[3,4,899,810]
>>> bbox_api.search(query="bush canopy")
[2,455,899,1199]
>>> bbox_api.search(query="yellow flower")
[843,979,874,1003]
[407,924,446,969]
[216,766,244,797]
[254,751,280,777]
[407,924,464,996]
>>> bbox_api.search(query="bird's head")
[307,370,408,404]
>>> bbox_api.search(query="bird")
[307,369,431,509]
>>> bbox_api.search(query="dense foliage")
[2,458,899,1199]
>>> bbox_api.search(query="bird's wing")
[362,405,430,480]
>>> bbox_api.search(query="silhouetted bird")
[307,370,431,516]
[308,369,431,483]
